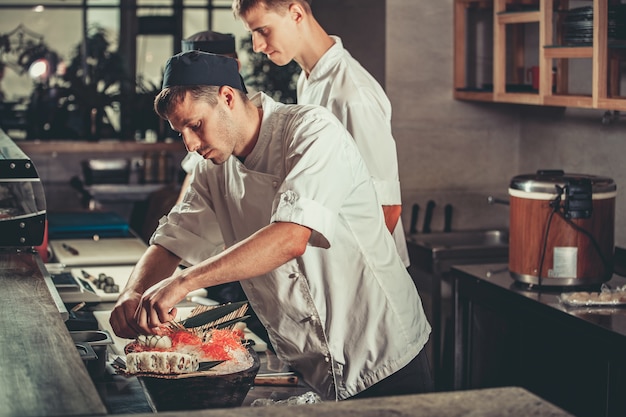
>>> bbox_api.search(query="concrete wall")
[384,0,626,245]
[313,0,386,86]
[312,0,513,234]
[387,0,516,234]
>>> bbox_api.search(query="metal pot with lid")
[508,170,616,287]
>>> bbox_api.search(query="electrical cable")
[537,208,557,287]
[536,185,612,285]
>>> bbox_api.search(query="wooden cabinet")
[454,0,626,111]
[452,264,626,417]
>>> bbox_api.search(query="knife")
[254,372,299,386]
[409,203,420,234]
[422,200,436,234]
[62,242,80,255]
[444,204,453,232]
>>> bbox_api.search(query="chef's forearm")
[382,204,402,234]
[125,244,182,294]
[178,221,311,289]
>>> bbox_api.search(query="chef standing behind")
[232,0,410,267]
[109,51,432,400]
[174,30,249,306]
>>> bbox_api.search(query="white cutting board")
[50,237,148,266]
[70,265,135,302]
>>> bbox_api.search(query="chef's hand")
[134,275,192,333]
[109,291,144,339]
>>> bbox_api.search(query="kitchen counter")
[0,251,574,417]
[0,251,107,417]
[454,263,626,340]
[452,263,626,417]
[116,386,572,416]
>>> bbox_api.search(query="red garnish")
[200,329,246,361]
[170,330,203,348]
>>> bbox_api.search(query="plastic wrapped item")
[250,391,322,407]
[559,284,626,307]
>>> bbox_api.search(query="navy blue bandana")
[162,50,247,93]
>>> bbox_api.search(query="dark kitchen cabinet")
[454,0,626,111]
[452,263,626,417]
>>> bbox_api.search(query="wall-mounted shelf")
[454,0,626,111]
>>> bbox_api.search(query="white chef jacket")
[181,151,203,174]
[151,92,430,400]
[297,36,410,267]
[179,151,225,260]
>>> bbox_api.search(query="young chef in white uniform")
[232,0,410,267]
[109,51,432,400]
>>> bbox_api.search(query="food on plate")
[118,303,253,376]
[126,351,198,374]
[559,285,626,307]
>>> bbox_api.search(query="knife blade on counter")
[254,372,299,386]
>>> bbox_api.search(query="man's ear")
[288,2,305,23]
[219,85,237,108]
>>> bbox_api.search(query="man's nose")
[182,134,200,153]
[252,33,266,53]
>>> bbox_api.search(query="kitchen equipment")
[443,204,453,232]
[138,345,260,411]
[508,170,616,287]
[409,203,420,234]
[0,129,46,248]
[49,237,148,266]
[82,158,130,185]
[527,66,540,90]
[47,211,131,239]
[70,330,113,379]
[422,200,436,234]
[407,228,509,390]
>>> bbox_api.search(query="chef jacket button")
[288,272,300,279]
[324,356,330,363]
[272,181,278,188]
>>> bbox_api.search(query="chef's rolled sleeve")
[272,191,334,249]
[372,178,402,206]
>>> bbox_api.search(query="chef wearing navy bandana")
[110,50,433,400]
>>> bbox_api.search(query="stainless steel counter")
[0,251,575,417]
[0,251,106,417]
[451,263,626,417]
[113,386,573,417]
[453,263,626,341]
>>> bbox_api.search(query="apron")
[211,159,338,399]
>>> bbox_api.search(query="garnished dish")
[114,301,255,378]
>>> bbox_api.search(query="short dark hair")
[232,0,312,17]
[154,85,248,120]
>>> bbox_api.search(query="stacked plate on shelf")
[561,5,626,45]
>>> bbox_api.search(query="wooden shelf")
[454,0,626,111]
[544,45,594,59]
[454,90,496,101]
[16,140,186,155]
[496,10,541,23]
[543,94,594,108]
